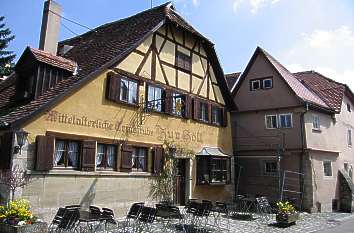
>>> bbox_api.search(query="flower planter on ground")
[276,212,299,225]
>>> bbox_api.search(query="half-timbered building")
[0,1,236,220]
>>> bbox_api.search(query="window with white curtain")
[147,85,163,112]
[96,144,117,169]
[54,140,80,168]
[132,147,147,172]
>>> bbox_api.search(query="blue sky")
[2,0,354,89]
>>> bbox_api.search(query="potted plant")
[275,201,299,226]
[0,199,47,233]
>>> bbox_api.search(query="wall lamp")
[14,129,29,154]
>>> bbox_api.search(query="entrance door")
[175,159,186,206]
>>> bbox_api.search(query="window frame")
[278,113,293,128]
[54,139,81,169]
[175,51,192,73]
[131,147,148,172]
[196,156,231,185]
[172,92,186,117]
[312,114,321,131]
[211,105,223,126]
[265,114,278,129]
[96,143,117,170]
[119,77,139,105]
[250,79,261,91]
[263,78,273,89]
[146,84,165,113]
[323,160,333,177]
[198,101,210,122]
[263,160,278,176]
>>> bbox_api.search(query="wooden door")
[175,159,186,206]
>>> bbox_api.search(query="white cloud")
[283,25,354,90]
[192,0,199,7]
[233,0,282,14]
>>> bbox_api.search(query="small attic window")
[347,103,351,112]
[250,80,260,91]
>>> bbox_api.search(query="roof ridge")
[59,2,172,45]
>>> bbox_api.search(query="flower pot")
[276,212,299,226]
[0,222,48,233]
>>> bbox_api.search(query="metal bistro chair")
[122,202,144,232]
[55,208,80,233]
[212,202,230,232]
[168,206,186,233]
[49,207,66,232]
[135,206,157,233]
[101,207,118,232]
[184,200,199,223]
[256,196,276,223]
[191,200,212,231]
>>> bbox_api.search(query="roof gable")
[233,47,329,110]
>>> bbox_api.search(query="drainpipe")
[299,103,309,210]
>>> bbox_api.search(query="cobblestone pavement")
[99,212,353,233]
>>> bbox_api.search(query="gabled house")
[231,47,354,212]
[0,1,236,220]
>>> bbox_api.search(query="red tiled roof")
[0,74,16,111]
[225,72,241,90]
[29,47,77,73]
[0,2,235,127]
[293,71,346,112]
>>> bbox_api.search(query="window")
[347,103,351,112]
[250,80,261,91]
[263,161,278,176]
[212,106,223,125]
[265,115,277,129]
[120,78,138,104]
[96,144,117,170]
[323,161,332,177]
[132,147,147,172]
[197,156,230,185]
[147,85,164,112]
[172,92,186,117]
[54,140,80,168]
[199,102,209,122]
[278,114,292,128]
[312,115,320,130]
[176,51,191,72]
[348,129,352,147]
[263,79,273,89]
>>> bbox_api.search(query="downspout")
[299,102,309,210]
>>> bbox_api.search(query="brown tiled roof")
[29,47,77,72]
[259,48,329,108]
[225,72,241,90]
[0,2,235,128]
[293,71,346,112]
[0,74,16,111]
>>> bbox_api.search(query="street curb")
[328,214,354,223]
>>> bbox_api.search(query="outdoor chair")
[256,196,276,223]
[191,200,212,231]
[101,207,118,232]
[55,208,80,233]
[121,202,144,232]
[212,202,230,232]
[135,206,157,233]
[65,205,81,210]
[184,200,199,222]
[48,207,66,233]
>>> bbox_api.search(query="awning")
[196,147,231,157]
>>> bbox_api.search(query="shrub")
[0,199,36,225]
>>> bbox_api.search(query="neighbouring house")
[231,46,354,212]
[0,1,236,221]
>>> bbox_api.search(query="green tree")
[0,16,15,76]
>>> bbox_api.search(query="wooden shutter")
[165,89,173,114]
[153,147,164,174]
[106,74,121,102]
[35,135,55,171]
[0,132,13,169]
[185,95,192,119]
[208,103,212,123]
[222,108,228,127]
[121,144,133,171]
[193,98,199,120]
[81,140,96,171]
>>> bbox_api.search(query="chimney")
[39,0,61,55]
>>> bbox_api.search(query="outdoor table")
[228,197,257,220]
